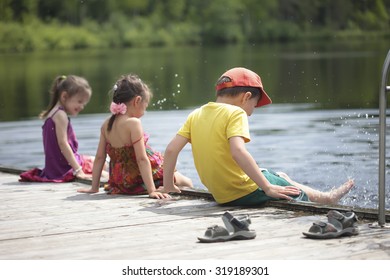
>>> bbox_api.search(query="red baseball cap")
[215,67,272,107]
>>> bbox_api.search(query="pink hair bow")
[110,102,127,115]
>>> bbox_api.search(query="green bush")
[167,22,201,45]
[250,20,300,42]
[0,8,388,54]
[0,22,32,52]
[0,20,107,52]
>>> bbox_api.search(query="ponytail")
[107,74,151,132]
[39,75,67,119]
[107,114,116,132]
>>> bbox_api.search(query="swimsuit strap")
[132,135,143,146]
[50,106,65,118]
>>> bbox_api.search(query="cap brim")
[256,89,272,107]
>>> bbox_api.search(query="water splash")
[151,74,182,110]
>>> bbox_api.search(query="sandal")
[327,210,358,229]
[303,210,359,239]
[198,212,256,243]
[302,221,341,239]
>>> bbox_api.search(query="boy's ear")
[242,91,252,103]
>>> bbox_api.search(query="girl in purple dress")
[77,74,193,199]
[20,75,95,182]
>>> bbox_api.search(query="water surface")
[1,40,389,121]
[0,105,387,210]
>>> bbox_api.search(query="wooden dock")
[0,169,390,260]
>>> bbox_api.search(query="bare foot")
[328,179,355,204]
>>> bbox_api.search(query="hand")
[264,184,301,201]
[158,185,182,194]
[77,187,99,193]
[149,191,171,199]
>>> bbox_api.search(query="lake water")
[1,40,390,121]
[0,105,388,210]
[0,41,390,210]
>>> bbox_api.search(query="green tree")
[0,0,14,21]
[353,0,389,30]
[1,0,38,22]
[186,0,246,44]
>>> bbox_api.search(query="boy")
[163,67,354,206]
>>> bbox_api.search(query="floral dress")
[105,134,164,195]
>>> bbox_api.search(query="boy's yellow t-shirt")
[177,102,259,203]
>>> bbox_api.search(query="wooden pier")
[0,169,390,260]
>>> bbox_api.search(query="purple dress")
[19,107,83,182]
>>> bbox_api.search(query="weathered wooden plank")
[2,165,390,221]
[2,215,388,260]
[0,171,389,260]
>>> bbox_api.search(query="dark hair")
[39,75,91,119]
[215,76,261,101]
[107,74,152,132]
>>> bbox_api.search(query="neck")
[215,95,241,106]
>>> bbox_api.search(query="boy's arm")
[229,136,301,200]
[163,134,189,193]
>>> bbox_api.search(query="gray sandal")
[198,212,256,243]
[303,210,359,239]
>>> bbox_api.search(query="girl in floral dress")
[77,74,193,198]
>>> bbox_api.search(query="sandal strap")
[222,212,251,232]
[204,225,229,238]
[309,221,338,234]
[327,210,358,229]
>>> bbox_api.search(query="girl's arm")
[162,134,189,193]
[130,118,170,199]
[53,110,89,179]
[77,126,107,193]
[229,136,301,200]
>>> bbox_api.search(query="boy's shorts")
[221,169,310,207]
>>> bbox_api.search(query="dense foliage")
[1,0,389,52]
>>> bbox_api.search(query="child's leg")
[276,172,355,204]
[174,171,193,188]
[83,155,109,178]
